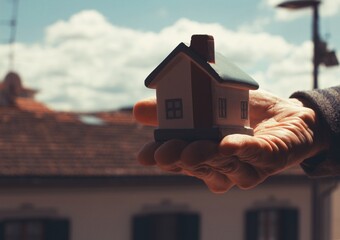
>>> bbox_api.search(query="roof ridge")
[144,41,258,90]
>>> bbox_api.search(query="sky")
[0,0,339,111]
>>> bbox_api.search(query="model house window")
[133,212,200,240]
[245,207,298,240]
[0,219,69,240]
[218,98,227,118]
[241,101,248,119]
[165,99,183,119]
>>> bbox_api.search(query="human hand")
[133,90,329,193]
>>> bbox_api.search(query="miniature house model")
[145,34,259,142]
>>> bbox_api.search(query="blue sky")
[0,0,339,111]
[3,1,260,41]
[3,0,337,44]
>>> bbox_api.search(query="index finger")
[133,97,158,126]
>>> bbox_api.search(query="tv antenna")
[0,0,20,70]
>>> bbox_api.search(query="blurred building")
[0,72,337,240]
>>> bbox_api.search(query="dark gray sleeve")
[290,86,340,177]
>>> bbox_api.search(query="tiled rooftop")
[0,97,163,177]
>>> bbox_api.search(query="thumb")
[133,97,158,126]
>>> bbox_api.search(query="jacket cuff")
[290,87,340,177]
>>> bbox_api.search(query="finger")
[177,140,234,193]
[176,138,259,191]
[222,160,263,189]
[218,135,270,188]
[137,141,161,166]
[205,153,264,189]
[219,134,253,156]
[152,139,234,193]
[177,158,234,193]
[179,163,234,193]
[133,97,158,126]
[199,170,234,194]
[154,139,188,171]
[179,140,219,168]
[219,134,268,166]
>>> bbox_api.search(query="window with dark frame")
[165,99,183,119]
[245,207,298,240]
[241,101,248,119]
[218,98,227,118]
[4,220,44,240]
[0,218,69,240]
[133,212,200,240]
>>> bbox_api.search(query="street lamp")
[277,3,338,240]
[277,0,339,89]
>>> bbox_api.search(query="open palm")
[133,90,328,193]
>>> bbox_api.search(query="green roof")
[145,42,259,90]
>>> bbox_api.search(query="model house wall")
[212,84,250,127]
[155,54,251,131]
[156,54,194,129]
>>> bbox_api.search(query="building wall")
[332,185,340,239]
[0,182,312,240]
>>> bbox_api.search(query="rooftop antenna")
[9,0,20,70]
[1,0,20,70]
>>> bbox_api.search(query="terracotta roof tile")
[0,98,167,177]
[15,97,52,113]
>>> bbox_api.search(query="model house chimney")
[190,34,215,63]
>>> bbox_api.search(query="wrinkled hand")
[133,90,329,193]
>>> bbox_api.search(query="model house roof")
[145,35,259,90]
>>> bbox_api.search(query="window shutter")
[245,210,259,240]
[133,215,152,240]
[177,213,200,240]
[245,207,298,240]
[0,221,4,240]
[278,208,298,240]
[45,219,70,240]
[133,212,200,240]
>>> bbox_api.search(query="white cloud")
[0,10,338,111]
[238,17,272,32]
[322,0,340,16]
